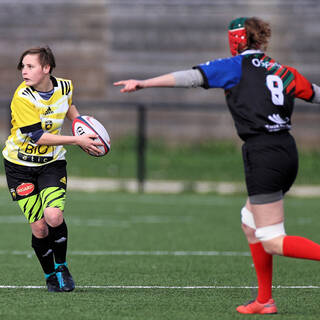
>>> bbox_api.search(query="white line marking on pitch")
[0,285,319,289]
[0,215,193,227]
[69,250,251,256]
[0,250,251,257]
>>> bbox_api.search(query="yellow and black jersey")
[2,76,73,166]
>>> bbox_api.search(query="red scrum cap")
[228,17,248,56]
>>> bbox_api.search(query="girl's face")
[21,54,50,90]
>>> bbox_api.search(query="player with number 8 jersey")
[196,51,313,140]
[114,17,320,315]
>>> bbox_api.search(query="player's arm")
[13,91,101,155]
[114,69,204,92]
[36,102,102,155]
[311,84,320,104]
[66,104,80,121]
[38,102,103,155]
[285,65,320,103]
[36,132,103,156]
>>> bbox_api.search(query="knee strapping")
[241,207,256,229]
[255,223,286,241]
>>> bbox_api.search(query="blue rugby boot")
[55,263,75,292]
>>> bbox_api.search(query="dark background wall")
[0,0,319,146]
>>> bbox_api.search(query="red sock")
[283,235,320,260]
[249,242,273,303]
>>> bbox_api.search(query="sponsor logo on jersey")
[16,183,35,196]
[268,114,289,124]
[265,113,291,132]
[44,106,54,115]
[252,58,281,70]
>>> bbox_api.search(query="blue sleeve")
[194,55,243,90]
[28,129,44,143]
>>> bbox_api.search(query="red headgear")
[228,17,248,56]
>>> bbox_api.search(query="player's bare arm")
[37,133,103,156]
[114,74,175,92]
[35,103,103,155]
[114,73,176,92]
[66,104,80,121]
[114,69,204,92]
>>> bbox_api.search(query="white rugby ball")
[72,115,111,157]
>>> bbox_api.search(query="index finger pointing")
[113,81,125,86]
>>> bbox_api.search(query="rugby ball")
[72,115,110,157]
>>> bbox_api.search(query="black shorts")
[4,159,67,201]
[242,132,298,200]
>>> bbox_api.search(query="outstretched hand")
[113,79,144,92]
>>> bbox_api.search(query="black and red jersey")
[195,50,314,141]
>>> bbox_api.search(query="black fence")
[1,99,320,192]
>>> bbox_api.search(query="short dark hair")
[17,46,56,73]
[245,17,271,51]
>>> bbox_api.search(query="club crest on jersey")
[16,183,35,196]
[45,120,53,130]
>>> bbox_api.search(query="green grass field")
[0,189,320,319]
[46,139,320,184]
[1,137,320,184]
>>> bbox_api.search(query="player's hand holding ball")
[72,115,111,157]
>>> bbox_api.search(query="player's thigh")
[4,159,44,223]
[250,199,284,228]
[38,160,67,211]
[18,194,45,223]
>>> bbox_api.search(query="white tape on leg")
[241,207,256,229]
[255,223,286,241]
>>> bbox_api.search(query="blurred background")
[0,0,320,186]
